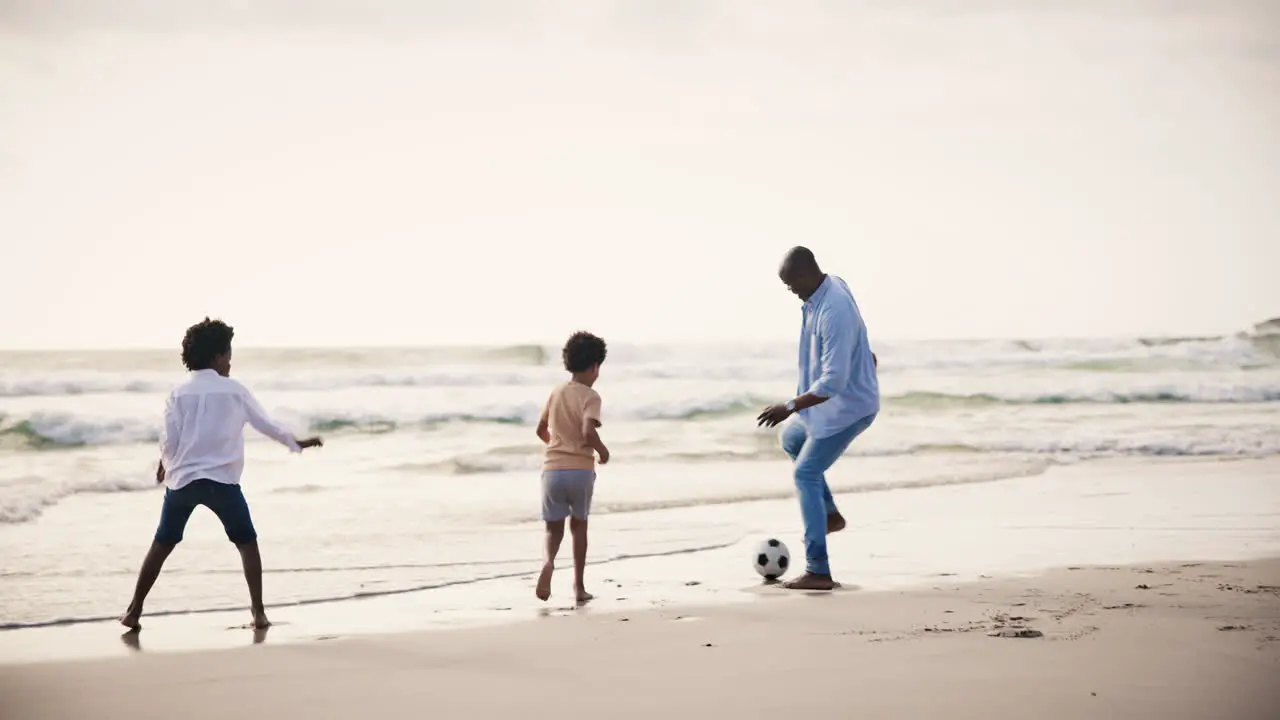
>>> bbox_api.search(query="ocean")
[2,332,1279,630]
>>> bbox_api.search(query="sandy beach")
[2,558,1277,719]
[3,372,1278,720]
[1,457,1277,719]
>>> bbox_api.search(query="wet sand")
[2,559,1278,719]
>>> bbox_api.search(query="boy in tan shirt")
[535,331,609,603]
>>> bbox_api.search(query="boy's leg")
[569,518,590,603]
[537,470,570,600]
[569,471,596,603]
[537,520,566,601]
[237,542,269,628]
[205,483,270,628]
[121,487,196,629]
[120,542,176,630]
[781,421,844,534]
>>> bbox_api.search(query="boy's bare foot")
[782,573,838,591]
[120,630,142,652]
[535,563,554,601]
[119,608,142,631]
[575,588,594,605]
[251,607,271,629]
[826,512,846,534]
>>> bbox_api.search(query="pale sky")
[1,0,1277,349]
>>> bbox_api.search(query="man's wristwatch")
[784,399,797,413]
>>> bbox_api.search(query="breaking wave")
[891,388,1280,408]
[0,395,777,449]
[4,377,1279,451]
[2,332,1279,399]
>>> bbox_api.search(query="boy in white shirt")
[119,318,322,631]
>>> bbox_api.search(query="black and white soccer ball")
[753,538,790,580]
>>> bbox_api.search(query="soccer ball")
[753,538,790,580]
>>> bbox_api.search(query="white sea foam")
[2,380,1278,449]
[1,336,1277,528]
[0,334,1275,398]
[0,472,156,524]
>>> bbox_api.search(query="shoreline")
[3,557,1277,718]
[3,455,1278,665]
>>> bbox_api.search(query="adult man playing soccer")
[757,247,879,591]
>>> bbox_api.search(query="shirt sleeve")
[806,303,856,399]
[159,391,181,467]
[583,392,602,428]
[240,386,302,452]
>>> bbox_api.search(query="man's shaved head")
[778,246,826,301]
[780,246,820,275]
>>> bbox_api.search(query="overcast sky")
[1,0,1276,348]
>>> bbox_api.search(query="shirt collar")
[804,275,833,309]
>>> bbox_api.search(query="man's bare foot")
[575,588,594,605]
[535,563,554,601]
[251,607,271,629]
[119,608,142,631]
[782,572,838,591]
[826,512,846,534]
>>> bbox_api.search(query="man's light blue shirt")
[795,275,879,439]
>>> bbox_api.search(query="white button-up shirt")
[159,370,300,490]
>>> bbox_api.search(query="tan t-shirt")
[542,381,603,471]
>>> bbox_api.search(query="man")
[757,247,879,591]
[119,318,323,631]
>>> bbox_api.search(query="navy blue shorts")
[154,479,258,546]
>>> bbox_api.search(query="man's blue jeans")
[781,413,876,576]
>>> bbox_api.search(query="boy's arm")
[157,392,180,483]
[581,393,608,463]
[240,386,320,452]
[536,398,551,445]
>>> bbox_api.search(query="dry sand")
[2,558,1277,719]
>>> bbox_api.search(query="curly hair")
[181,317,235,371]
[561,331,607,373]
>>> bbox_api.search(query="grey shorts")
[541,469,596,522]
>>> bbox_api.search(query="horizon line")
[0,330,1258,354]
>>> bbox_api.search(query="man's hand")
[155,460,166,485]
[756,404,794,428]
[296,437,324,450]
[597,446,610,465]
